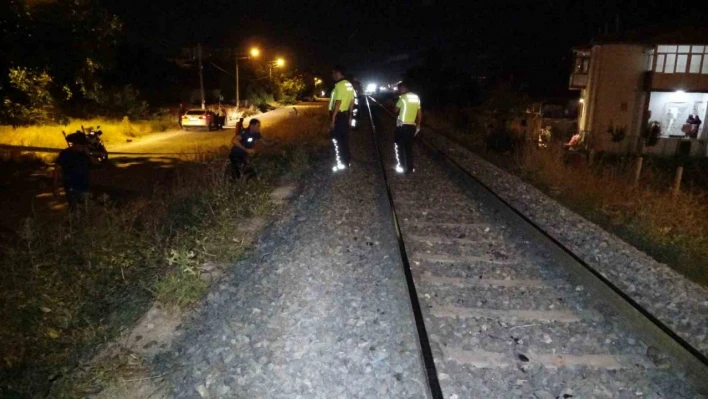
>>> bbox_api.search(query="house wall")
[644,138,707,157]
[583,44,650,153]
[652,73,708,92]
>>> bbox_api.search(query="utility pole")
[235,53,240,109]
[198,43,205,109]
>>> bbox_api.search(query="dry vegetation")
[0,109,329,397]
[516,146,708,285]
[434,114,708,287]
[0,116,175,152]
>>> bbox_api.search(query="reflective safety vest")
[396,92,421,125]
[239,128,262,149]
[329,79,355,112]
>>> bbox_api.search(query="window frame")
[654,44,708,74]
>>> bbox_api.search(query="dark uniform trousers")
[330,111,351,166]
[395,124,416,171]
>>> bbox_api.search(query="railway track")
[363,97,707,398]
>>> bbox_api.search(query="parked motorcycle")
[84,126,108,163]
[61,126,109,163]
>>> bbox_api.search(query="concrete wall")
[652,73,708,92]
[582,44,650,153]
[644,138,707,157]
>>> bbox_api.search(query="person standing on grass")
[328,65,355,172]
[178,103,186,128]
[53,133,96,211]
[229,118,273,179]
[394,81,422,174]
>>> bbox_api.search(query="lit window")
[574,57,589,73]
[703,58,708,74]
[689,54,702,73]
[676,54,688,73]
[657,45,677,53]
[665,54,676,74]
[655,54,665,73]
[654,44,707,74]
[646,49,655,71]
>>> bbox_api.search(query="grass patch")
[50,352,151,399]
[0,107,329,397]
[0,116,176,149]
[432,113,708,287]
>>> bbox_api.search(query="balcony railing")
[569,73,588,89]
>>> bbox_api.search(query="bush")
[277,75,306,105]
[94,85,149,120]
[245,85,275,111]
[1,67,65,126]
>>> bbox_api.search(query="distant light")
[365,83,377,94]
[579,98,585,104]
[275,58,285,67]
[250,47,260,58]
[321,90,325,96]
[393,87,398,91]
[379,86,387,91]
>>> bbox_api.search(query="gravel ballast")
[422,131,708,358]
[161,127,428,397]
[384,143,702,398]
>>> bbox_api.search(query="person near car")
[229,118,269,179]
[178,103,186,128]
[328,65,355,172]
[53,133,97,211]
[393,81,422,174]
[217,106,226,130]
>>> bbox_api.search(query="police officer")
[394,81,422,174]
[350,78,361,130]
[328,65,355,172]
[229,118,266,179]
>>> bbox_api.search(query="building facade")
[570,29,708,157]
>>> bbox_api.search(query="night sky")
[101,0,703,98]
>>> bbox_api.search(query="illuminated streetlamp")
[269,57,286,79]
[236,47,260,108]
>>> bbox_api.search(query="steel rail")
[363,96,444,399]
[367,95,708,394]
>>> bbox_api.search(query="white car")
[181,109,217,131]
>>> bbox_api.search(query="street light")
[236,47,260,109]
[269,57,286,79]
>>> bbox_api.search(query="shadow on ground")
[0,154,219,235]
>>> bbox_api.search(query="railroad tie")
[443,348,655,370]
